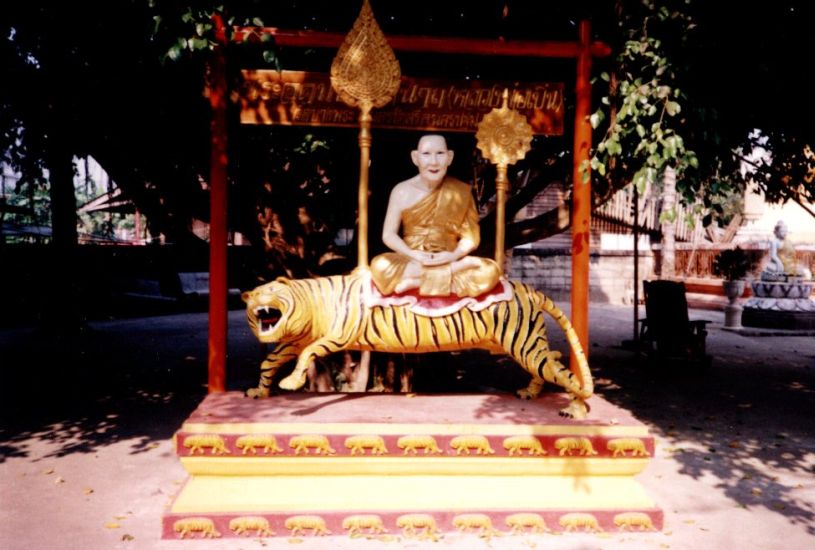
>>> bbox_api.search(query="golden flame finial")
[330,0,401,111]
[476,88,534,166]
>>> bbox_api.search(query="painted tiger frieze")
[243,271,593,418]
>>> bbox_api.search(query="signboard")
[240,70,564,136]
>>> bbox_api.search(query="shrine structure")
[163,1,663,540]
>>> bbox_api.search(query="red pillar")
[207,15,228,393]
[570,20,592,380]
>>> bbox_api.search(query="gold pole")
[494,163,509,273]
[357,108,372,268]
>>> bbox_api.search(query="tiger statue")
[243,271,593,418]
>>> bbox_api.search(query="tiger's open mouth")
[255,306,282,334]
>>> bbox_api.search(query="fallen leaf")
[752,488,763,496]
[660,545,671,549]
[114,515,128,520]
[772,503,786,510]
[54,477,65,484]
[121,534,134,541]
[105,523,121,529]
[728,441,742,449]
[664,530,673,535]
[287,537,304,544]
[795,484,804,489]
[405,393,417,398]
[742,474,753,480]
[596,533,611,539]
[683,519,696,524]
[700,527,709,531]
[83,488,94,495]
[43,468,55,475]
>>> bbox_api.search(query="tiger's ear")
[274,276,291,285]
[241,291,252,303]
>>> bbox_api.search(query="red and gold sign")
[240,70,564,136]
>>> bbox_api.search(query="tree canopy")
[2,1,813,277]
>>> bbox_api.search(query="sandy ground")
[2,304,814,550]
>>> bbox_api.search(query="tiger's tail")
[535,290,594,401]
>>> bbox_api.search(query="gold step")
[180,455,650,476]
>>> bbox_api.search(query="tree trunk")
[45,142,82,334]
[660,166,677,279]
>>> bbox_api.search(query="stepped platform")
[163,391,662,539]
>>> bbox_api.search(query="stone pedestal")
[163,392,663,539]
[743,280,815,330]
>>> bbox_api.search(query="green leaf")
[166,45,182,61]
[252,17,264,26]
[190,37,209,50]
[590,110,605,129]
[600,72,610,82]
[666,101,681,116]
[659,208,677,224]
[579,159,591,183]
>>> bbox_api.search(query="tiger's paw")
[558,398,589,420]
[516,379,543,400]
[516,388,536,400]
[279,370,308,391]
[246,386,270,399]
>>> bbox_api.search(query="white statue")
[764,220,812,280]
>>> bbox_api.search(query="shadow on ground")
[2,306,814,536]
[587,334,815,535]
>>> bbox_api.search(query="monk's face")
[411,135,454,187]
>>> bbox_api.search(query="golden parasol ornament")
[476,89,534,272]
[331,0,401,269]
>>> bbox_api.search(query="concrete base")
[743,307,815,330]
[164,392,663,539]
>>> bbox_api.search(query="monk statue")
[763,220,812,280]
[370,134,501,297]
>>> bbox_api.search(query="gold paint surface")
[171,475,655,513]
[476,90,534,167]
[330,0,401,111]
[179,456,650,477]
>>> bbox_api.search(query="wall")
[508,248,656,305]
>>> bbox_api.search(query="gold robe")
[778,238,797,274]
[371,177,500,297]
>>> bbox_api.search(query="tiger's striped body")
[243,272,593,418]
